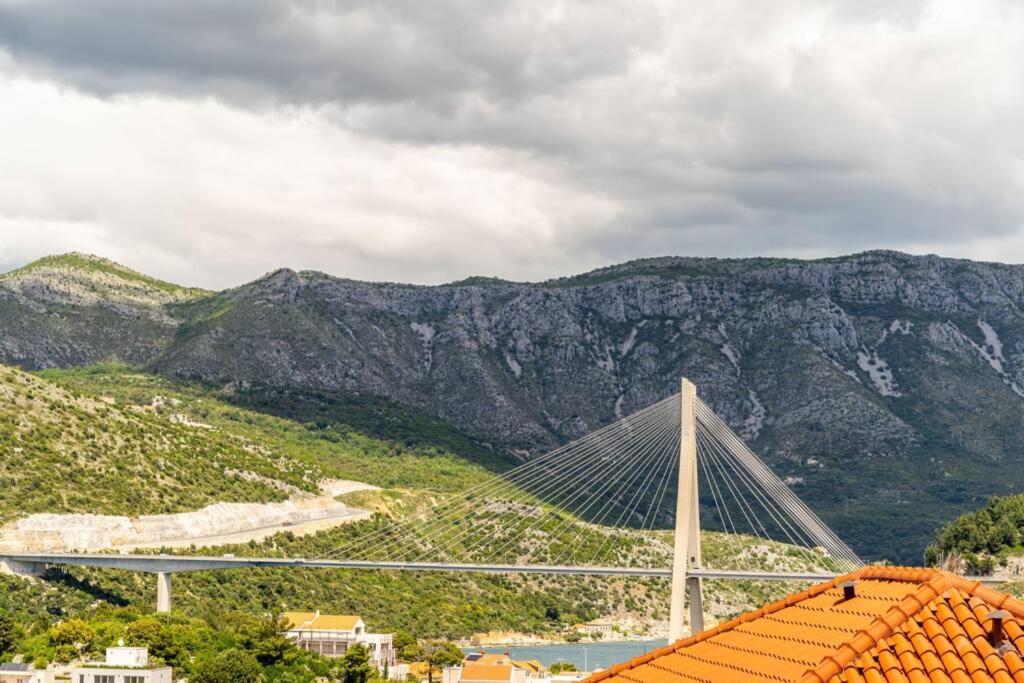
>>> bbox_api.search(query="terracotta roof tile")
[283,611,363,631]
[584,567,1024,683]
[461,664,514,682]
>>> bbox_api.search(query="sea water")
[463,639,667,672]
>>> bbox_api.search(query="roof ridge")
[800,567,953,682]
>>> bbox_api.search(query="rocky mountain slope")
[6,250,1024,561]
[0,253,206,367]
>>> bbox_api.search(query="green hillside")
[0,363,840,642]
[37,365,507,491]
[0,252,207,299]
[0,364,317,521]
[0,360,506,523]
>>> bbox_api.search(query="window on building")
[95,676,116,683]
[125,676,147,683]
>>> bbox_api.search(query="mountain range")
[5,250,1024,562]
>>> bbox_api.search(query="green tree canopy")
[423,641,464,683]
[0,612,16,655]
[49,618,94,651]
[192,648,263,683]
[340,642,374,683]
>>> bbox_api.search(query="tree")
[340,643,374,683]
[423,641,464,683]
[125,617,163,646]
[550,663,578,674]
[240,614,294,666]
[0,612,16,655]
[192,648,263,683]
[393,630,422,662]
[49,618,94,657]
[127,618,185,668]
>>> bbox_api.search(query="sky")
[1,0,1023,289]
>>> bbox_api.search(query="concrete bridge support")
[156,572,172,613]
[668,379,703,643]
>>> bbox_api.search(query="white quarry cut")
[889,319,913,335]
[620,321,646,357]
[410,321,435,371]
[741,390,765,440]
[505,351,522,378]
[410,321,435,344]
[950,320,1024,397]
[857,348,901,396]
[0,480,376,553]
[720,342,740,372]
[878,319,913,345]
[614,394,625,419]
[977,320,1006,373]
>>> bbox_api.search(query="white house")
[0,662,54,683]
[282,611,395,669]
[69,646,172,683]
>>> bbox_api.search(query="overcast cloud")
[1,0,1023,288]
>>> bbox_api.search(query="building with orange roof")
[282,610,395,670]
[584,566,1024,682]
[444,652,552,683]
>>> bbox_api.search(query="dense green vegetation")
[0,605,366,682]
[0,523,833,641]
[38,365,507,492]
[0,364,319,522]
[924,494,1024,573]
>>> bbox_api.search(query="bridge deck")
[0,553,1001,584]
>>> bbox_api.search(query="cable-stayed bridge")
[1,379,867,639]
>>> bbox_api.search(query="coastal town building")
[282,611,396,669]
[584,566,1024,682]
[69,646,171,683]
[444,652,550,683]
[0,662,54,683]
[406,661,434,683]
[572,620,614,637]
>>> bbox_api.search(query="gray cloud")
[0,0,654,105]
[1,0,1024,288]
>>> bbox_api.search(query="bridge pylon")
[668,377,702,642]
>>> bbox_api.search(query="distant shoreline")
[459,636,664,649]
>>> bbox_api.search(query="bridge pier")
[687,576,704,634]
[156,572,172,613]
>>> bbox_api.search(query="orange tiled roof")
[513,659,547,674]
[469,654,512,666]
[282,611,362,631]
[461,663,515,682]
[584,566,1024,683]
[465,653,547,674]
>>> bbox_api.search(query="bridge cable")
[328,395,677,561]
